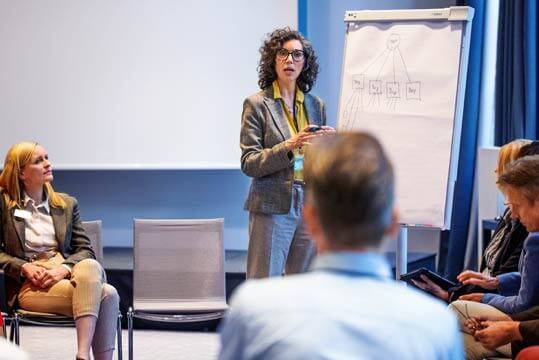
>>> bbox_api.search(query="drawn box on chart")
[369,80,382,94]
[352,74,365,89]
[406,82,421,100]
[386,82,400,98]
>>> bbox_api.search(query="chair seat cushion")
[16,309,71,320]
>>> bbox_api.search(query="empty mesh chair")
[8,220,123,359]
[128,218,228,360]
[82,220,104,264]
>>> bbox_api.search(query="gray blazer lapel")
[304,94,323,126]
[51,206,67,250]
[262,88,291,141]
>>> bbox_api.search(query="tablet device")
[400,267,456,291]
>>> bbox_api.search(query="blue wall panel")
[53,170,250,249]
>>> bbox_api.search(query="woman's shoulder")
[244,88,272,105]
[55,192,78,206]
[304,92,325,106]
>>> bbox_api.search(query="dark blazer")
[511,306,539,356]
[0,191,95,309]
[447,208,527,302]
[240,87,326,214]
[481,208,528,276]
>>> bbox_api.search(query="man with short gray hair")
[219,132,463,360]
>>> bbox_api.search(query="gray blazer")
[240,87,326,214]
[0,191,95,309]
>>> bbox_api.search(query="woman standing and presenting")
[241,27,334,278]
[0,142,119,360]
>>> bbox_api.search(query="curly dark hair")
[257,27,319,93]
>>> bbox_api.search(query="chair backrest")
[82,220,104,265]
[132,218,226,312]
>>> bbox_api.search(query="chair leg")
[9,317,14,342]
[117,312,123,360]
[1,317,6,339]
[14,312,20,345]
[127,307,134,360]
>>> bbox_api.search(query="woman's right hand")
[21,263,47,286]
[457,270,500,290]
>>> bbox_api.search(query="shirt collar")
[311,251,392,279]
[272,80,304,103]
[23,191,50,214]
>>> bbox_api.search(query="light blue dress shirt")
[219,252,463,360]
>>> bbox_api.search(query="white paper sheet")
[338,20,464,228]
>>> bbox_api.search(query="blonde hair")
[0,141,66,209]
[496,139,532,177]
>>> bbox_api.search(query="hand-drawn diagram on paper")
[341,33,421,129]
[337,18,467,228]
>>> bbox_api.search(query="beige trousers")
[17,253,119,353]
[449,300,512,360]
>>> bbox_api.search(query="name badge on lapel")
[14,209,32,220]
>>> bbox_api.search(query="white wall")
[0,0,296,169]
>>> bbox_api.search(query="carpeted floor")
[14,325,220,360]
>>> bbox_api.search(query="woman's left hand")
[411,274,449,301]
[38,267,70,289]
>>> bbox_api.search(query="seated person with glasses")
[0,142,119,360]
[450,155,539,359]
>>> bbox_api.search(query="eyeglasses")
[276,48,306,62]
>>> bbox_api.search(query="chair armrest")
[0,270,10,313]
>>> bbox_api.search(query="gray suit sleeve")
[240,97,293,178]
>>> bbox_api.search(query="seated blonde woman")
[0,142,119,360]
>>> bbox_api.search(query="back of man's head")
[498,154,539,203]
[304,132,394,249]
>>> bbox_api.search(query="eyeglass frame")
[275,48,307,62]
